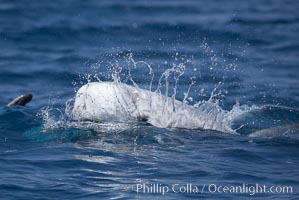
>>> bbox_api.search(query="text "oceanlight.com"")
[135,183,293,196]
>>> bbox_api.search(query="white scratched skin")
[72,82,233,132]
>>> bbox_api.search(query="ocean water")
[0,0,299,199]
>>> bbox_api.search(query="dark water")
[1,0,299,199]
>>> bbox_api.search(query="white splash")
[39,47,256,134]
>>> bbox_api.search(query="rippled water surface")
[0,0,299,199]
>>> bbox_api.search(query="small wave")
[273,43,299,52]
[2,22,248,46]
[231,17,299,25]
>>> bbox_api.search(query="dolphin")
[248,123,299,138]
[6,94,33,107]
[71,82,233,132]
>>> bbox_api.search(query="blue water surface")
[0,0,299,199]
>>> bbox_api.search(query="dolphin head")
[6,94,33,107]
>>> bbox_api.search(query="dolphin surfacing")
[248,123,299,138]
[6,94,33,107]
[72,82,233,132]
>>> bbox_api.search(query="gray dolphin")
[248,123,299,138]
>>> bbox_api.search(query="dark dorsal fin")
[6,94,33,107]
